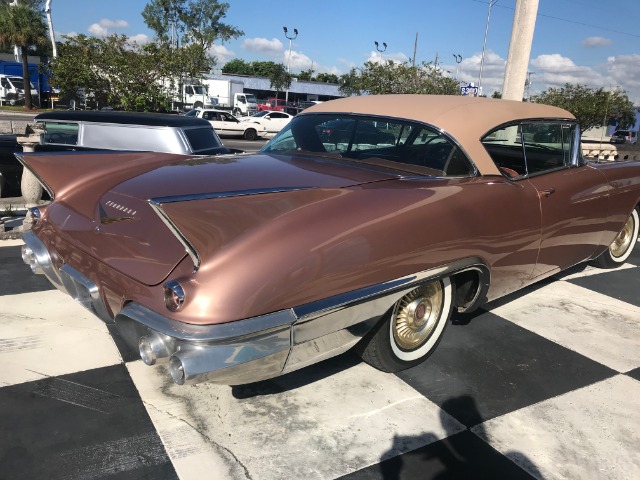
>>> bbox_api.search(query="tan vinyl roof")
[304,95,576,175]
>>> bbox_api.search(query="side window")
[482,124,525,178]
[521,123,569,174]
[41,121,79,145]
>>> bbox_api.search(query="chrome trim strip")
[115,302,296,343]
[149,186,316,205]
[292,256,490,322]
[148,199,201,271]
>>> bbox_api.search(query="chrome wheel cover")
[392,281,443,351]
[610,214,635,258]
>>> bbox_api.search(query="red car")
[18,95,640,386]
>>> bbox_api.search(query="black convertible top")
[35,111,211,128]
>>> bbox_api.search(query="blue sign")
[460,84,479,96]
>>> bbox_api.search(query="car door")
[219,112,242,136]
[521,122,610,277]
[266,112,291,134]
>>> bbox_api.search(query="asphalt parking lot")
[0,235,638,479]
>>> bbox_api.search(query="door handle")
[539,188,556,197]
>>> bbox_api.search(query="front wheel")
[243,128,257,141]
[593,207,639,268]
[358,277,454,373]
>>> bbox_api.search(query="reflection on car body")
[17,95,640,387]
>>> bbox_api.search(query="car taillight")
[163,280,185,312]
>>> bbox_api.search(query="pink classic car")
[18,95,640,386]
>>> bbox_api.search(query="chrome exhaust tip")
[169,355,186,385]
[138,332,173,366]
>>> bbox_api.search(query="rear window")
[40,121,79,145]
[182,126,223,152]
[263,114,474,177]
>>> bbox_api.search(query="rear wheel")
[359,277,453,372]
[593,207,639,268]
[244,128,257,141]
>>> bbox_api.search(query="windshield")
[263,114,474,177]
[193,85,207,95]
[245,94,258,104]
[184,109,199,117]
[9,77,25,89]
[252,111,269,118]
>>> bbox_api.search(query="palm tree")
[0,1,48,109]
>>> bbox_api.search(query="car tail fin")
[16,151,189,217]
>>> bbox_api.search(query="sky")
[48,0,640,104]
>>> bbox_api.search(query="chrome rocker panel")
[22,230,489,385]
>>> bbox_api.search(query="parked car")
[185,108,267,140]
[18,95,640,387]
[610,129,638,145]
[0,111,237,197]
[240,110,294,137]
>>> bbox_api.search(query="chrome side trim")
[150,186,316,205]
[293,257,489,322]
[148,199,201,271]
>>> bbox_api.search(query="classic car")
[17,95,640,387]
[184,108,267,140]
[0,111,237,197]
[239,110,294,138]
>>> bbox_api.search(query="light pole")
[283,26,298,104]
[375,41,387,63]
[453,54,462,80]
[479,0,498,96]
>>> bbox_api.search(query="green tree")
[49,34,184,111]
[296,68,315,81]
[268,63,291,101]
[0,0,49,108]
[338,61,460,96]
[532,84,635,131]
[315,72,339,84]
[142,0,242,53]
[250,61,279,77]
[222,58,254,75]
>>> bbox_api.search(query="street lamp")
[478,0,498,96]
[453,54,462,80]
[374,41,387,53]
[283,26,298,104]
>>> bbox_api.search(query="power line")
[469,0,640,39]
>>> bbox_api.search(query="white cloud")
[209,43,236,64]
[87,18,129,37]
[88,23,108,37]
[366,51,409,65]
[128,34,150,45]
[603,54,640,104]
[530,54,604,90]
[582,36,612,48]
[281,50,313,71]
[242,37,283,56]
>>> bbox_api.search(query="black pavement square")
[567,266,640,307]
[626,366,640,382]
[0,245,56,295]
[338,430,537,480]
[396,310,616,427]
[0,365,177,480]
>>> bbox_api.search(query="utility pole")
[45,0,57,58]
[412,32,418,67]
[502,0,539,101]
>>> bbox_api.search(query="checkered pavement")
[1,237,638,480]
